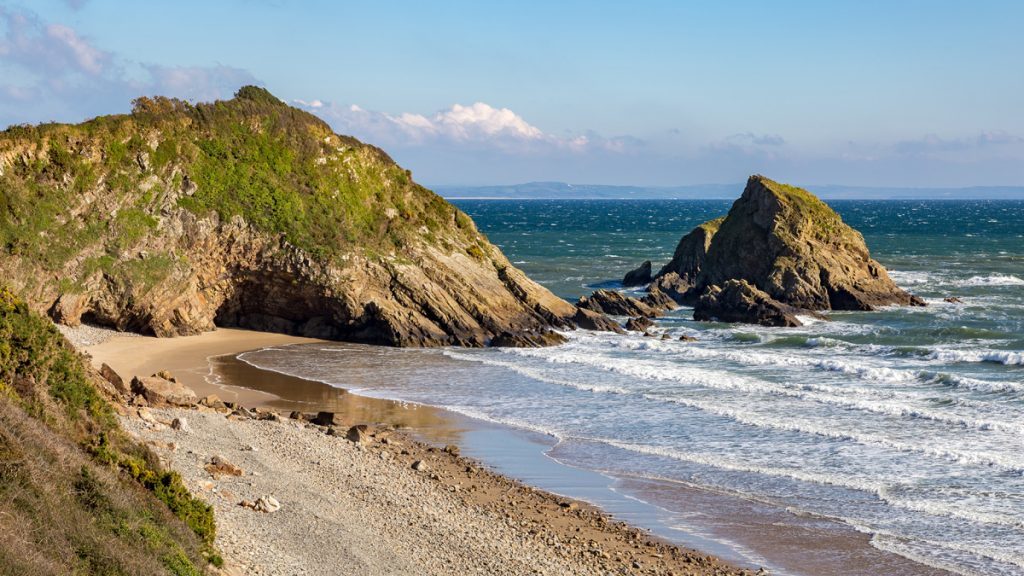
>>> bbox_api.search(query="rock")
[490,329,567,348]
[346,424,369,444]
[48,293,89,326]
[572,308,625,334]
[576,289,659,318]
[694,176,924,313]
[678,335,698,342]
[647,272,695,305]
[289,411,305,420]
[4,89,580,349]
[254,496,280,513]
[443,444,460,456]
[639,287,676,312]
[624,317,654,332]
[412,460,428,471]
[311,412,342,427]
[621,260,652,287]
[944,296,964,304]
[656,217,723,291]
[130,375,197,408]
[694,280,804,327]
[154,370,177,383]
[205,455,243,478]
[559,501,579,511]
[199,394,226,409]
[170,417,190,432]
[99,363,130,397]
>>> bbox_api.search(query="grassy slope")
[0,286,216,575]
[0,86,488,297]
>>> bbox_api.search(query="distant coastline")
[435,181,1024,200]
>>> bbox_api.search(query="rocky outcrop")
[576,289,660,318]
[693,280,803,327]
[621,260,652,287]
[572,308,625,334]
[653,175,924,325]
[655,217,723,302]
[0,87,576,347]
[624,317,654,332]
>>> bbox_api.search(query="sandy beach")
[82,326,752,575]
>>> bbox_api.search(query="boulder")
[254,496,280,513]
[199,394,226,409]
[99,363,130,397]
[678,335,698,342]
[346,424,369,444]
[576,289,659,318]
[624,317,654,332]
[490,329,567,348]
[944,296,964,304]
[621,260,653,287]
[572,308,625,334]
[412,460,428,472]
[647,272,695,305]
[205,455,243,478]
[693,280,803,327]
[130,375,197,407]
[311,411,342,427]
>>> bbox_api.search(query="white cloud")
[295,99,638,155]
[45,23,105,74]
[0,7,258,125]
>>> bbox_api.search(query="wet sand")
[87,328,949,575]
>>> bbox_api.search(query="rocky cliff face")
[0,87,575,346]
[652,175,923,325]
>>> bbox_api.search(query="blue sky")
[1,0,1022,188]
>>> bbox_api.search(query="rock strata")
[576,289,659,318]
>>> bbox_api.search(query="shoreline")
[84,326,950,576]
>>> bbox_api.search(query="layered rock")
[572,308,625,334]
[0,87,576,347]
[576,289,660,318]
[653,175,924,325]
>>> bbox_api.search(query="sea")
[239,199,1024,575]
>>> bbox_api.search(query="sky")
[1,0,1022,188]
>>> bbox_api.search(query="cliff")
[0,87,575,346]
[653,175,923,325]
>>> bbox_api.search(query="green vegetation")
[0,286,216,574]
[0,86,472,297]
[698,216,726,234]
[752,175,848,241]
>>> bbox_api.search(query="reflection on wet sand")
[208,354,470,447]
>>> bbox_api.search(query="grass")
[0,286,216,574]
[0,85,476,300]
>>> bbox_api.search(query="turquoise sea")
[242,200,1024,575]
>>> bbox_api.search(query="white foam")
[888,270,939,286]
[956,274,1024,287]
[928,349,1024,366]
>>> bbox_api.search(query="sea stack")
[654,175,924,326]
